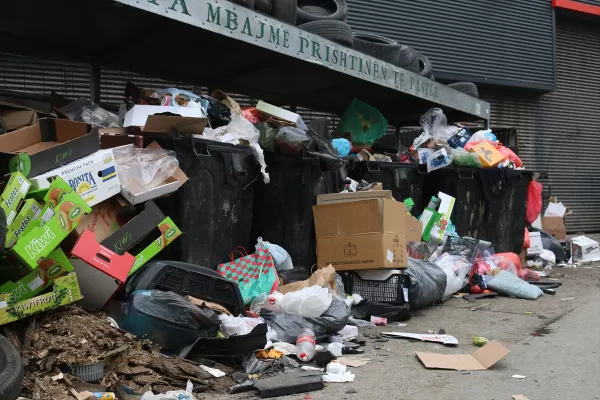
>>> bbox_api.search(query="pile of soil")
[4,306,234,399]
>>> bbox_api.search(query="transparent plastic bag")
[338,98,388,145]
[218,314,264,337]
[280,286,333,318]
[59,98,120,128]
[434,254,472,296]
[257,237,293,272]
[419,108,455,142]
[113,146,179,195]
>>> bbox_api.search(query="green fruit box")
[0,273,82,326]
[129,217,181,276]
[5,198,43,248]
[11,177,91,269]
[0,248,74,303]
[1,171,31,226]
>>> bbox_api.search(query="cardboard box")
[469,141,505,167]
[100,200,181,276]
[317,232,407,271]
[419,207,441,242]
[316,190,392,205]
[570,235,600,263]
[5,198,43,247]
[1,172,31,226]
[0,248,74,302]
[124,105,208,134]
[74,199,127,243]
[256,101,307,130]
[542,216,566,241]
[0,102,47,132]
[33,149,121,207]
[118,142,189,205]
[429,192,455,243]
[0,119,99,177]
[0,273,82,326]
[11,177,92,269]
[527,231,543,256]
[406,215,423,243]
[71,230,135,310]
[417,340,510,371]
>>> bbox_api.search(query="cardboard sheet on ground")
[512,396,530,400]
[278,265,336,294]
[383,332,458,345]
[416,340,510,371]
[339,357,371,367]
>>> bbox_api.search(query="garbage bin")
[423,167,532,253]
[348,161,427,216]
[251,155,346,270]
[154,137,258,269]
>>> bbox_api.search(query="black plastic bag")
[201,95,232,127]
[121,290,220,353]
[304,128,343,166]
[351,300,411,322]
[276,126,313,156]
[530,228,568,263]
[404,258,447,310]
[261,297,350,344]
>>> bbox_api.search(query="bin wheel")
[353,32,401,64]
[0,334,24,400]
[447,82,479,99]
[298,20,353,48]
[297,0,348,24]
[272,0,297,25]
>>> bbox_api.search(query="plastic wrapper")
[256,122,278,152]
[141,381,195,400]
[332,138,351,157]
[338,98,388,145]
[262,297,350,344]
[242,107,262,124]
[219,314,264,337]
[276,126,312,156]
[121,291,220,353]
[305,129,344,166]
[350,300,411,322]
[419,108,456,142]
[59,98,120,128]
[113,146,179,195]
[404,258,447,310]
[434,254,472,297]
[280,286,333,318]
[487,270,543,300]
[452,147,482,168]
[151,87,206,109]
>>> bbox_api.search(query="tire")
[232,0,255,9]
[0,117,6,135]
[417,52,433,78]
[352,32,401,64]
[255,0,272,12]
[298,20,353,48]
[0,207,6,256]
[396,45,419,72]
[448,82,479,98]
[296,0,348,24]
[272,0,297,25]
[0,335,24,400]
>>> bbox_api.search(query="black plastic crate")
[188,323,268,360]
[342,271,405,304]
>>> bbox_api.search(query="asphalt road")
[211,267,600,400]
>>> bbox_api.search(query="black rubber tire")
[0,335,24,400]
[0,207,6,256]
[448,82,479,98]
[255,0,272,12]
[272,0,297,25]
[417,52,433,78]
[396,45,419,72]
[297,0,348,24]
[352,32,401,64]
[298,20,353,48]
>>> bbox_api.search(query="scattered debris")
[472,336,489,347]
[512,375,527,379]
[339,357,371,368]
[561,297,575,301]
[382,332,458,345]
[513,396,530,400]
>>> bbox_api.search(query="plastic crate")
[441,236,480,264]
[188,323,268,360]
[342,270,405,304]
[121,260,245,316]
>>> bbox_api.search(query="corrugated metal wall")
[346,0,555,90]
[481,17,600,233]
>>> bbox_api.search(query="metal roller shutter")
[345,0,555,90]
[481,18,600,233]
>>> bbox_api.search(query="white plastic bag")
[141,380,195,400]
[435,254,472,297]
[218,314,263,337]
[280,286,333,318]
[257,237,293,271]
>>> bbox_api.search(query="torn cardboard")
[0,102,49,132]
[316,190,392,205]
[416,340,510,371]
[124,105,208,134]
[278,265,336,294]
[406,215,422,243]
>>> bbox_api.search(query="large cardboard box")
[33,149,121,207]
[313,198,407,270]
[316,190,392,205]
[542,216,566,241]
[0,119,99,177]
[0,102,48,132]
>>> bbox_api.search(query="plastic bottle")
[296,328,316,362]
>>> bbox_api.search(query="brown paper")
[186,295,232,315]
[417,340,510,371]
[278,265,336,294]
